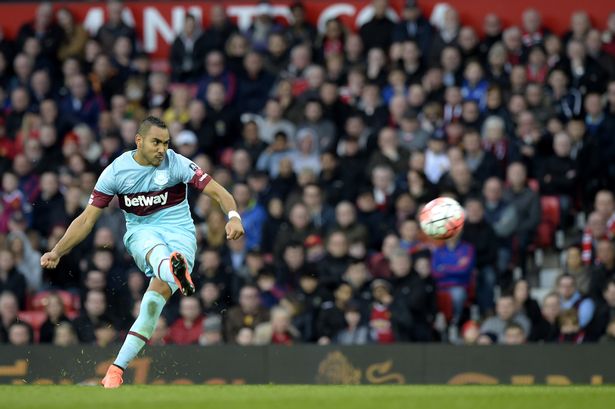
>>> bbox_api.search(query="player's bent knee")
[147,277,172,300]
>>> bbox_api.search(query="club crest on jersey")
[153,170,169,186]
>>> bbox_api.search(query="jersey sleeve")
[174,151,212,192]
[89,165,116,208]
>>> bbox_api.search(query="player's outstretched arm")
[202,179,245,240]
[40,205,104,269]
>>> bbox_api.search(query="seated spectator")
[94,319,118,348]
[236,327,255,346]
[480,293,531,343]
[594,190,615,238]
[563,246,591,295]
[588,240,615,300]
[461,320,481,345]
[407,250,437,341]
[369,279,398,344]
[73,290,116,344]
[39,292,72,343]
[8,321,33,346]
[199,315,224,346]
[539,132,577,224]
[319,231,352,288]
[600,319,615,343]
[558,309,585,344]
[529,292,561,342]
[0,291,19,342]
[335,301,370,345]
[503,162,540,275]
[432,233,475,324]
[317,282,352,344]
[588,279,615,342]
[556,274,595,329]
[167,296,203,345]
[256,269,285,308]
[462,198,498,314]
[224,285,270,343]
[513,279,542,327]
[503,322,527,345]
[254,306,300,345]
[53,322,79,347]
[424,130,450,184]
[0,249,27,309]
[581,212,608,266]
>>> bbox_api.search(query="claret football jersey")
[89,149,211,237]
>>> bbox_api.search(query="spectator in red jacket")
[167,296,203,345]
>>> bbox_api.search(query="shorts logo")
[124,192,168,207]
[153,170,169,186]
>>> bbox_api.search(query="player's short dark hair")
[137,116,167,137]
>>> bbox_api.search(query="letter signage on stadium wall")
[0,0,612,59]
[0,345,613,385]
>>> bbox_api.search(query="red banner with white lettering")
[0,1,611,59]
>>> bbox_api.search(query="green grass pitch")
[1,385,614,409]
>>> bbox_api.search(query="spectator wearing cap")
[392,1,433,62]
[246,1,284,53]
[335,301,371,345]
[369,279,406,343]
[173,129,198,159]
[304,234,325,264]
[199,314,224,346]
[288,128,321,176]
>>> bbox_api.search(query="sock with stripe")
[147,244,175,287]
[113,290,166,369]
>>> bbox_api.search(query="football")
[418,197,465,240]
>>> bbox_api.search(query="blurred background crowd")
[0,0,614,348]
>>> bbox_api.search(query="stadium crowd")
[0,0,615,347]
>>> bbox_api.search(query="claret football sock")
[113,290,166,369]
[148,244,175,286]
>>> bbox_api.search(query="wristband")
[228,210,242,221]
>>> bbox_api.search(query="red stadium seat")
[540,196,561,227]
[18,310,48,343]
[436,291,454,323]
[533,196,561,249]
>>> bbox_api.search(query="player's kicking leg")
[101,244,193,388]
